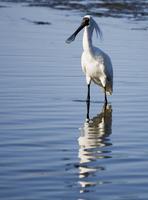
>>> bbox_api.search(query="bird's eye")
[83,18,89,26]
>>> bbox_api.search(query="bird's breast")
[82,52,104,77]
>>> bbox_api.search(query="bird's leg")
[86,84,90,120]
[87,84,90,102]
[86,99,90,121]
[104,87,108,106]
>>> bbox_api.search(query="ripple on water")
[0,2,148,200]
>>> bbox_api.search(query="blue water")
[0,2,148,200]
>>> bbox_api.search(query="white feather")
[66,15,113,103]
[81,16,113,95]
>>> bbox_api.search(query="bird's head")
[66,15,102,44]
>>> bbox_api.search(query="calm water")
[0,2,148,200]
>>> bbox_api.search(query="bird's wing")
[94,47,113,83]
[103,53,113,83]
[93,47,113,94]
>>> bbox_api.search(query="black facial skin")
[66,17,90,44]
[83,17,89,26]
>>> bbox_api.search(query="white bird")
[66,15,113,106]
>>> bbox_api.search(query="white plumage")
[66,15,113,104]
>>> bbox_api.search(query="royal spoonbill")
[66,15,113,105]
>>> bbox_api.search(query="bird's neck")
[83,27,93,52]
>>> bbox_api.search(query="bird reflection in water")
[78,102,112,192]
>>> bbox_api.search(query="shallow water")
[2,0,148,21]
[0,2,148,200]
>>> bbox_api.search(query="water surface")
[0,2,148,200]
